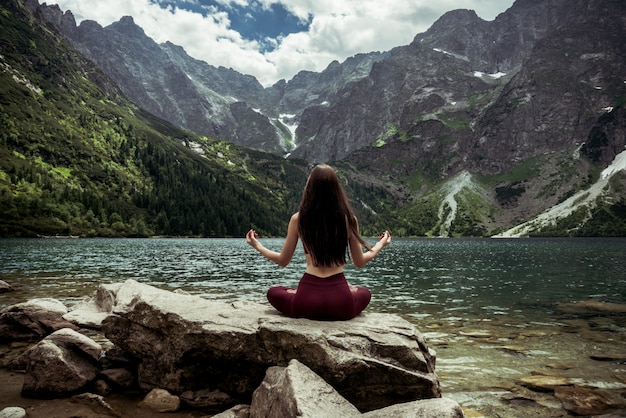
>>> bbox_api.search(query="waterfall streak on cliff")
[495,149,626,238]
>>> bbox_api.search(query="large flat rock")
[97,279,440,412]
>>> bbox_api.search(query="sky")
[51,0,516,86]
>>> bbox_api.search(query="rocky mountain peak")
[29,0,626,236]
[110,16,146,37]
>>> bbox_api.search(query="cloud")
[51,0,515,86]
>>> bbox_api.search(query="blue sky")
[51,0,515,86]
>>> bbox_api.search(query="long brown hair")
[298,164,370,267]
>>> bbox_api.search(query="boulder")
[212,404,250,418]
[0,298,78,341]
[100,279,440,412]
[250,359,361,417]
[238,360,463,418]
[63,284,121,329]
[15,328,102,397]
[138,388,181,413]
[362,398,465,418]
[0,280,14,293]
[98,367,137,390]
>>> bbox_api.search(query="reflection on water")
[1,237,625,416]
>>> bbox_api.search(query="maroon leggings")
[266,272,371,320]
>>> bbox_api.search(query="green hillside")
[0,0,306,237]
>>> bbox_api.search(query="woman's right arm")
[246,213,300,267]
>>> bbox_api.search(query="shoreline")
[2,302,625,417]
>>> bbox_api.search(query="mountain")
[0,0,307,238]
[7,0,626,237]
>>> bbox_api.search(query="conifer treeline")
[0,1,306,237]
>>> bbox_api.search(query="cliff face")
[34,0,626,236]
[39,0,626,169]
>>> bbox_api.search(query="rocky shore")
[0,279,464,417]
[1,278,625,417]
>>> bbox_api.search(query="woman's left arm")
[349,220,391,268]
[246,213,300,267]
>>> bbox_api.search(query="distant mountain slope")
[0,0,307,238]
[13,0,626,237]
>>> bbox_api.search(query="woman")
[246,164,391,320]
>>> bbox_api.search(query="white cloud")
[51,0,514,86]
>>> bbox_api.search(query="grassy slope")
[0,0,306,237]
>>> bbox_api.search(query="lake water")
[1,237,625,416]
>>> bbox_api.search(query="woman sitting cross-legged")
[245,164,391,320]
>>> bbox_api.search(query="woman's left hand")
[246,229,260,249]
[379,231,391,247]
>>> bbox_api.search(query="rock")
[458,330,491,338]
[98,367,136,390]
[180,388,235,410]
[0,407,27,418]
[70,392,121,417]
[249,359,361,417]
[590,353,626,362]
[362,397,465,418]
[212,404,250,418]
[0,280,14,293]
[138,388,181,413]
[15,328,102,397]
[101,279,440,412]
[93,378,112,395]
[554,386,620,416]
[0,298,78,341]
[63,284,120,329]
[518,375,573,392]
[557,300,626,315]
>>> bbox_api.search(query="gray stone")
[180,388,234,409]
[63,284,120,329]
[101,279,440,412]
[0,407,27,418]
[250,359,361,418]
[0,280,14,293]
[138,388,180,413]
[0,298,78,342]
[16,328,102,397]
[362,397,466,418]
[70,392,121,417]
[212,404,250,418]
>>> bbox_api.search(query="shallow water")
[1,237,625,416]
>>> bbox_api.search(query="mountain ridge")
[6,0,626,237]
[0,0,308,238]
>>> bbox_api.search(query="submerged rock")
[557,300,626,315]
[98,279,440,412]
[554,386,624,416]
